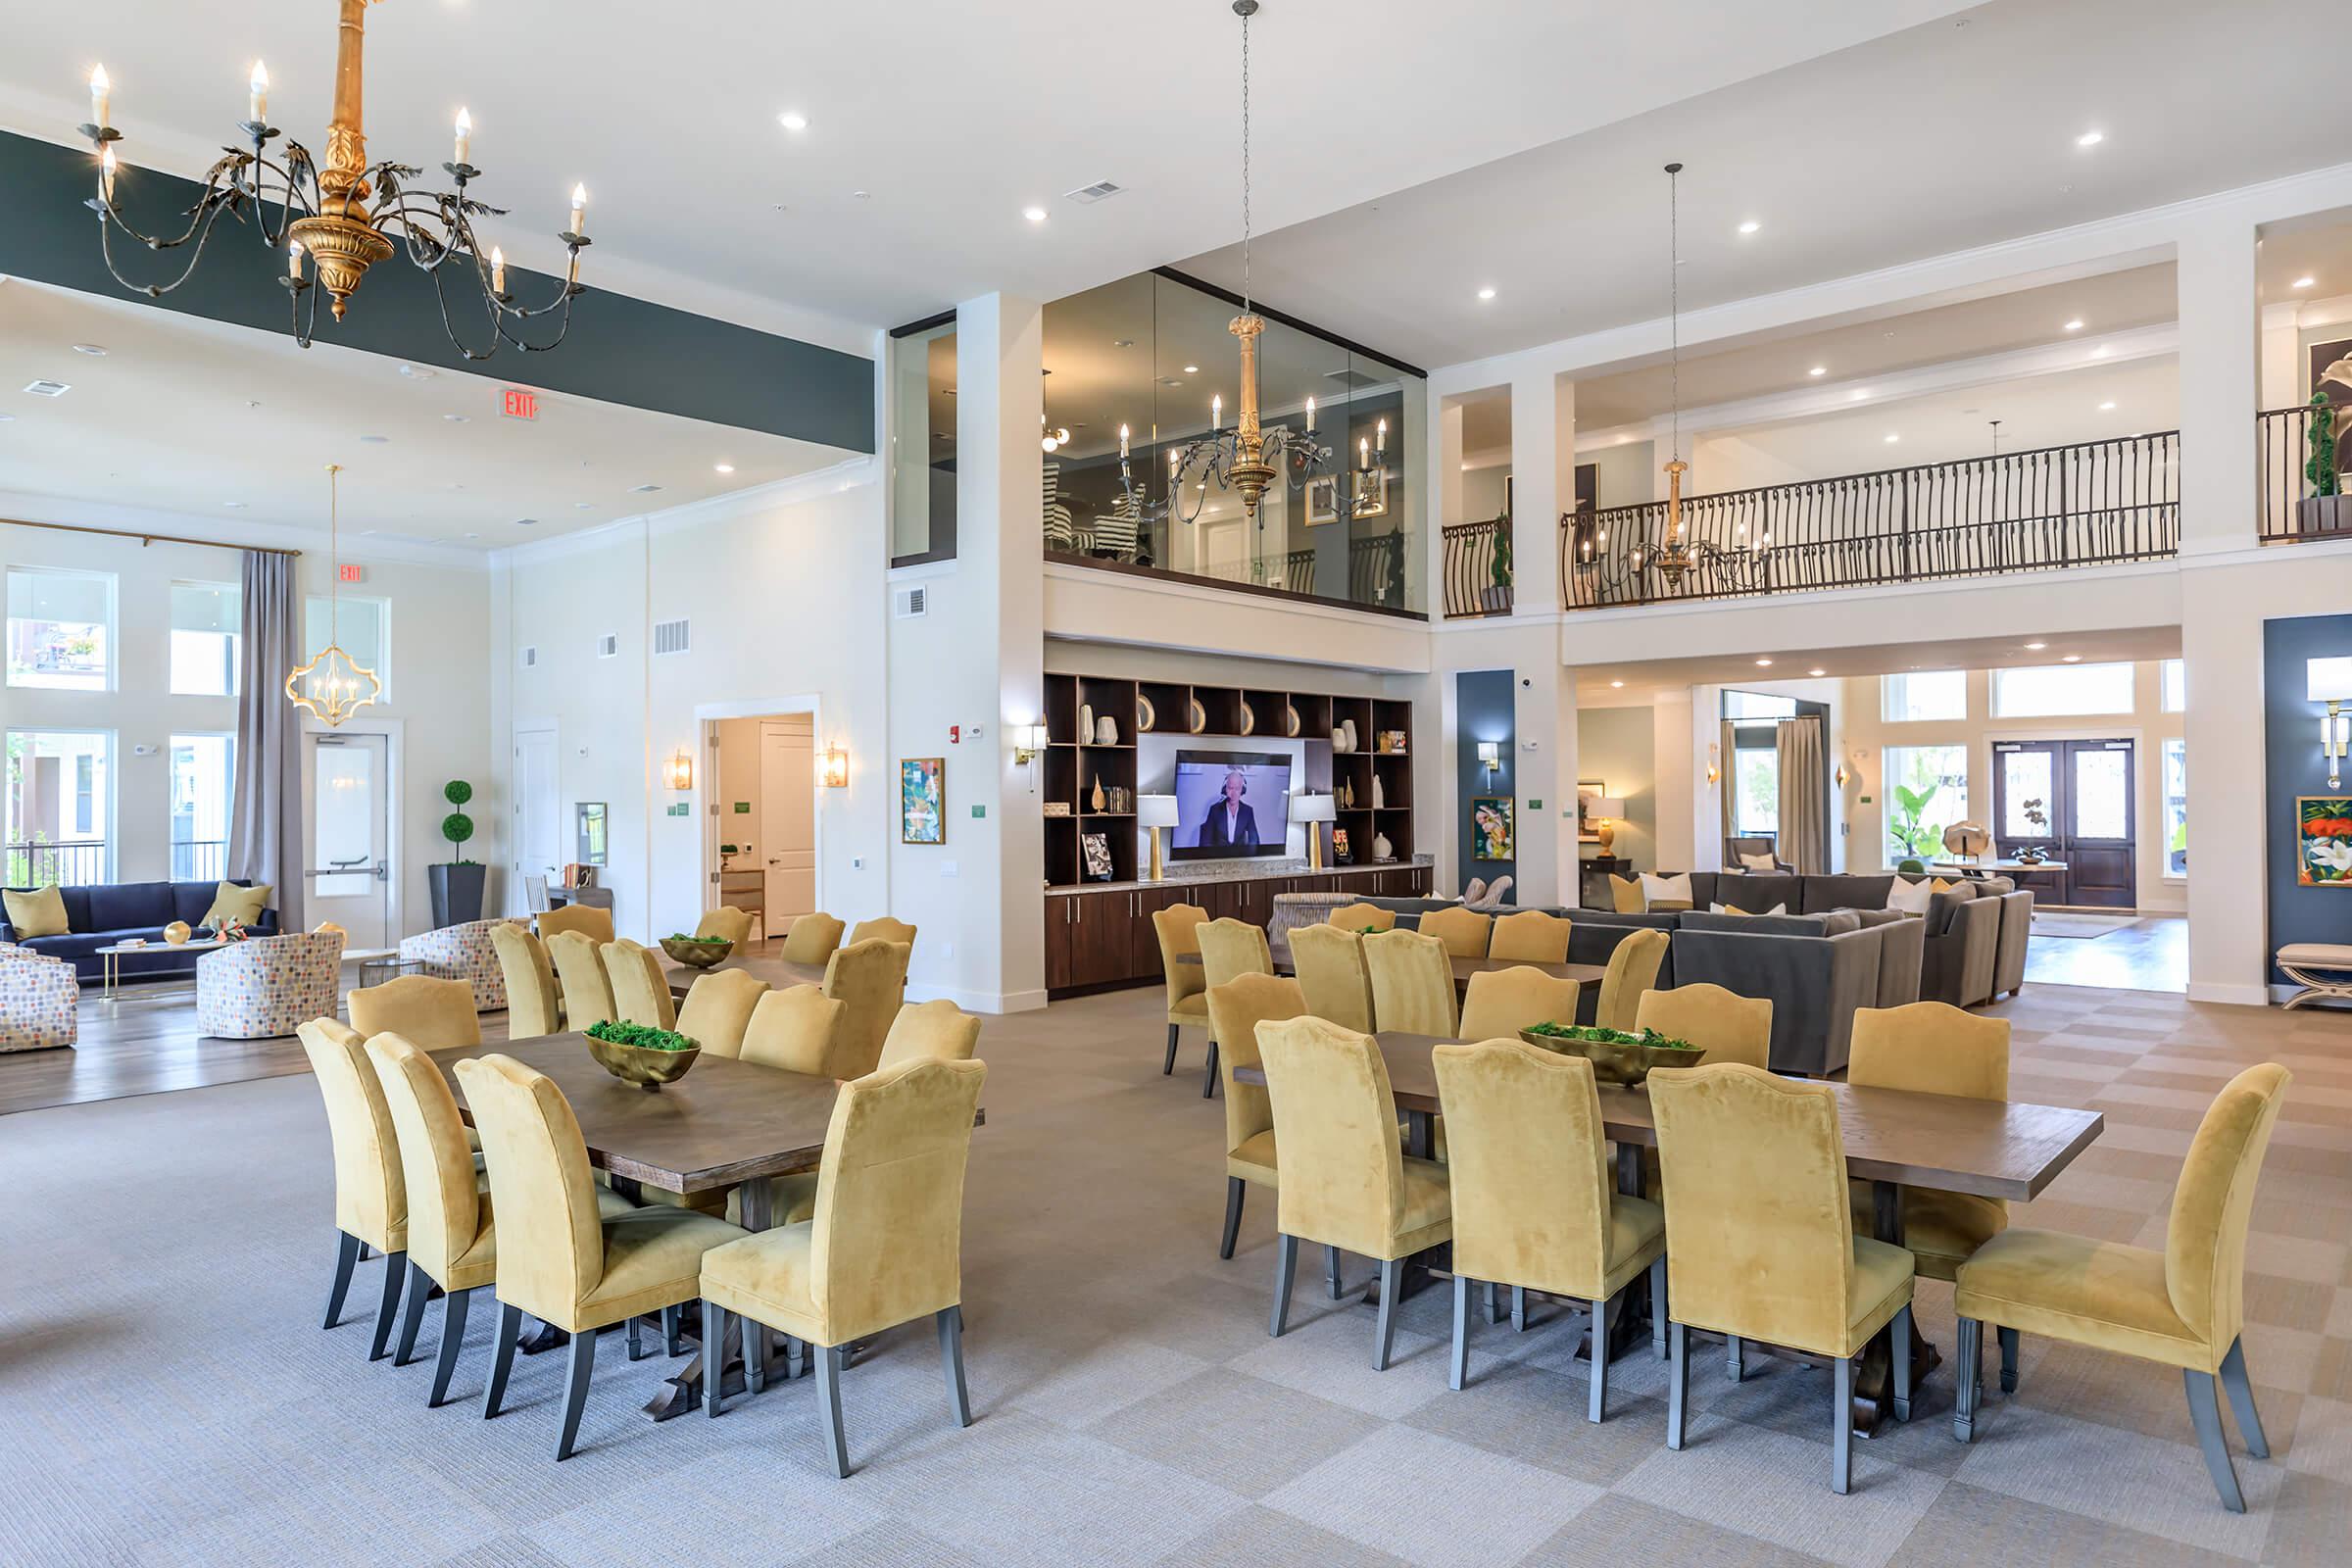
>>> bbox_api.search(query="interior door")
[1994,738,2136,907]
[513,726,560,905]
[304,732,389,948]
[759,720,815,924]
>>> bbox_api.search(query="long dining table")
[1232,1031,2103,1434]
[1183,951,1608,995]
[659,952,829,1002]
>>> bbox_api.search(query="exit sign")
[502,387,539,420]
[338,564,365,584]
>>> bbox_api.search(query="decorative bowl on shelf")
[1519,1023,1705,1087]
[585,1020,702,1090]
[660,934,734,969]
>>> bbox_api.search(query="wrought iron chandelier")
[77,0,591,359]
[285,464,382,727]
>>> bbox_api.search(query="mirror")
[575,802,609,866]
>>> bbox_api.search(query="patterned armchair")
[398,917,525,1011]
[1,948,78,1053]
[196,929,344,1041]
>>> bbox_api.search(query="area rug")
[2030,912,2139,940]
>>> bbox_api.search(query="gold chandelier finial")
[284,462,382,726]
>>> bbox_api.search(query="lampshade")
[1590,797,1628,819]
[1475,741,1500,767]
[1289,793,1337,824]
[1138,794,1180,829]
[2309,657,2352,703]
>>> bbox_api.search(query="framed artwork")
[1331,826,1352,865]
[900,757,945,845]
[1472,796,1514,861]
[2295,797,2352,886]
[1081,831,1115,882]
[1577,779,1609,844]
[1305,466,1388,525]
[2312,338,2352,475]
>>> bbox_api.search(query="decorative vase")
[1372,774,1386,810]
[1240,704,1255,735]
[1189,697,1207,734]
[1079,704,1095,744]
[1341,719,1358,754]
[1285,702,1301,738]
[1373,831,1394,861]
[163,920,191,946]
[427,862,487,928]
[1341,778,1354,808]
[1090,775,1107,811]
[1096,714,1118,745]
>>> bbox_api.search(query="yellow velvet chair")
[849,915,917,950]
[1198,919,1275,1100]
[347,975,482,1049]
[296,1018,412,1361]
[1636,983,1773,1069]
[546,930,616,1031]
[536,903,614,945]
[695,906,755,946]
[1594,927,1670,1032]
[674,968,770,1059]
[1202,974,1306,1259]
[822,938,909,1081]
[1489,909,1571,964]
[1432,1039,1666,1417]
[1151,903,1210,1079]
[1257,1015,1451,1370]
[1290,921,1376,1033]
[1844,1003,2009,1282]
[1457,967,1582,1042]
[1328,902,1396,933]
[740,985,850,1077]
[780,911,847,965]
[489,923,563,1039]
[1419,906,1494,958]
[456,1053,749,1459]
[1364,928,1457,1038]
[1647,1062,1916,1494]
[601,938,678,1030]
[698,1056,988,1476]
[877,999,982,1072]
[1952,1063,2290,1513]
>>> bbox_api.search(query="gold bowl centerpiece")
[584,1019,701,1091]
[1520,1022,1705,1087]
[659,933,734,970]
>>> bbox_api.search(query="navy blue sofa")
[0,880,281,983]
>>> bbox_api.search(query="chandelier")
[1652,161,1694,589]
[285,464,382,727]
[77,0,590,359]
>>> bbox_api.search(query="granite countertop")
[1049,855,1434,897]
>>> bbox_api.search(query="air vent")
[1321,367,1380,390]
[23,379,70,397]
[1063,179,1125,205]
[519,645,538,669]
[652,617,691,656]
[893,585,929,619]
[595,633,619,659]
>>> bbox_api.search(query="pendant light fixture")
[1653,162,1693,589]
[284,463,382,726]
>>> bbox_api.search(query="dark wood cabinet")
[1045,890,1132,991]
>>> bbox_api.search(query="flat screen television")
[1171,749,1294,860]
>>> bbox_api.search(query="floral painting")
[1472,796,1514,861]
[901,758,945,845]
[2296,797,2352,886]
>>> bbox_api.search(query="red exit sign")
[338,564,365,584]
[502,387,539,420]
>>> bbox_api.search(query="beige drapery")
[1776,715,1828,875]
[1718,719,1739,858]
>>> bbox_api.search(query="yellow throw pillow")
[1930,878,1965,895]
[1609,875,1644,913]
[201,881,271,929]
[3,885,70,940]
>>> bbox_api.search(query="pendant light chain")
[326,462,342,648]
[1239,2,1252,314]
[1668,163,1681,465]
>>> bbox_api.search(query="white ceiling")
[0,279,851,548]
[0,1,1974,338]
[1578,623,2183,707]
[1179,0,2352,369]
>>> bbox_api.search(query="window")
[890,317,957,565]
[2163,737,2186,876]
[4,730,113,884]
[1883,670,1967,722]
[1885,745,1969,864]
[2161,659,2185,713]
[1722,690,1796,720]
[1734,746,1779,835]
[170,734,235,882]
[169,581,242,696]
[1990,661,2135,718]
[6,567,115,691]
[304,595,389,700]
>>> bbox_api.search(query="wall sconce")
[1835,759,1849,790]
[1012,722,1051,766]
[2310,658,2352,787]
[1476,740,1500,774]
[818,745,850,789]
[1705,743,1721,785]
[662,749,694,791]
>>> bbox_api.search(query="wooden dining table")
[659,952,829,1002]
[1184,952,1607,994]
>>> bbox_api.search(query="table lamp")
[1139,794,1179,881]
[1290,792,1337,870]
[1589,796,1628,854]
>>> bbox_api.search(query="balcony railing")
[1046,524,1417,618]
[172,839,227,882]
[2260,403,2351,542]
[4,839,108,887]
[1555,430,2180,610]
[1442,518,1512,618]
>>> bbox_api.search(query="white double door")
[303,731,389,949]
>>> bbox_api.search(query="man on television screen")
[1199,768,1261,850]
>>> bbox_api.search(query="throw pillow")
[1931,877,1968,895]
[201,880,271,930]
[3,885,70,939]
[1709,901,1788,916]
[1609,875,1645,914]
[1738,851,1779,872]
[1641,872,1693,909]
[1884,877,1934,916]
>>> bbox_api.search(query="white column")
[2176,214,2261,552]
[1509,368,1569,615]
[1650,691,1694,872]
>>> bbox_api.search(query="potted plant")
[2298,390,2350,535]
[427,779,486,927]
[1482,522,1513,612]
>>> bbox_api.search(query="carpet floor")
[2,982,2349,1566]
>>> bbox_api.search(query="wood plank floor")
[2023,912,2188,993]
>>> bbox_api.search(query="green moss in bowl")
[1518,1021,1705,1086]
[584,1019,703,1089]
[659,933,735,969]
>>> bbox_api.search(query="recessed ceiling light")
[2025,641,2047,650]
[1610,680,1625,689]
[514,517,538,527]
[1809,668,1826,677]
[629,483,663,493]
[443,413,468,423]
[1884,433,1900,444]
[2063,318,2084,331]
[398,363,437,379]
[1808,366,1827,376]
[851,189,870,201]
[71,343,108,357]
[464,531,480,539]
[2292,275,2317,290]
[777,111,808,131]
[713,463,734,474]
[1476,285,1495,301]
[1755,658,1774,667]
[2061,654,2082,662]
[1183,365,1200,374]
[2076,129,2104,148]
[574,501,594,510]
[2098,401,2117,411]
[359,433,389,443]
[221,500,246,509]
[1022,206,1047,223]
[1737,220,1760,235]
[1112,338,1135,348]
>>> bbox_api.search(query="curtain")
[1777,715,1828,876]
[227,551,304,928]
[1718,718,1739,860]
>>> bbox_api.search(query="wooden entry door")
[1993,739,2136,907]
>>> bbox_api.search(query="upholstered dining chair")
[739,985,851,1077]
[1364,928,1457,1039]
[1328,902,1396,933]
[1952,1062,2290,1513]
[536,903,614,945]
[1202,974,1307,1259]
[456,1054,750,1460]
[1457,967,1582,1042]
[1488,909,1571,964]
[1258,1015,1452,1370]
[698,1056,988,1477]
[348,975,482,1050]
[1635,984,1773,1069]
[1418,906,1494,959]
[1151,902,1211,1079]
[489,923,563,1040]
[823,939,910,1081]
[1648,1062,1916,1494]
[673,968,769,1059]
[695,906,756,946]
[849,915,917,949]
[1198,918,1276,1100]
[1594,927,1670,1031]
[602,938,678,1030]
[1432,1039,1666,1417]
[876,999,983,1072]
[1844,1003,2009,1284]
[1289,921,1376,1033]
[295,1018,411,1361]
[779,911,848,965]
[546,930,616,1031]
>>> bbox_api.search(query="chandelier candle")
[249,62,268,123]
[89,64,109,127]
[453,107,470,166]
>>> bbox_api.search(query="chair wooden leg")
[368,1250,408,1362]
[2184,1368,2246,1513]
[1891,1304,1914,1422]
[482,1302,522,1419]
[1588,1295,1617,1424]
[1448,1275,1471,1392]
[1269,1234,1298,1338]
[1163,1023,1180,1075]
[1727,1334,1744,1382]
[393,1258,434,1367]
[1953,1316,1982,1443]
[1326,1245,1344,1300]
[815,1344,850,1478]
[1220,1176,1246,1260]
[2219,1337,2270,1459]
[938,1306,972,1428]
[1373,1258,1401,1372]
[746,1317,768,1394]
[1998,1325,2020,1393]
[1511,1286,1528,1333]
[1833,1354,1855,1494]
[428,1288,472,1408]
[323,1230,362,1330]
[1485,1281,1500,1324]
[1649,1256,1668,1361]
[554,1324,596,1460]
[704,1301,728,1417]
[662,1303,683,1357]
[626,1314,645,1362]
[1200,1039,1219,1099]
[1666,1319,1689,1449]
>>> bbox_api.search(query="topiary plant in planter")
[427,778,487,928]
[2300,389,2351,536]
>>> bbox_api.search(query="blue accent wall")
[2265,612,2352,983]
[1456,668,1516,901]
